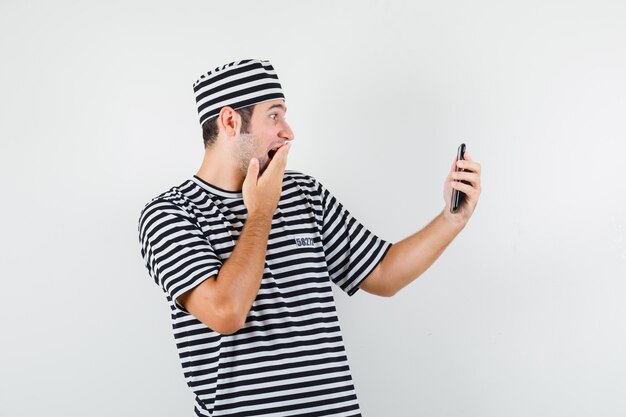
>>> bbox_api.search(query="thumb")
[244,158,260,185]
[450,156,457,172]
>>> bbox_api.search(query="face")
[234,99,294,177]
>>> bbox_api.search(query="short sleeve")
[315,178,392,296]
[138,199,223,314]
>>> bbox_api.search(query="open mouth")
[267,143,284,160]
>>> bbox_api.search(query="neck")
[195,144,244,192]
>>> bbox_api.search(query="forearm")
[217,213,272,319]
[382,209,464,295]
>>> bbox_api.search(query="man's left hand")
[442,150,482,227]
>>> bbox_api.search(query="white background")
[1,1,625,416]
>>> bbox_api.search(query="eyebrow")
[266,103,287,113]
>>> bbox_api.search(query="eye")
[270,113,278,121]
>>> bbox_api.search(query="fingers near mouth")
[267,143,288,161]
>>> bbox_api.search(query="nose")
[280,121,295,142]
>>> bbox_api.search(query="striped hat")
[192,59,285,127]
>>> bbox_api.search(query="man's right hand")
[242,142,292,218]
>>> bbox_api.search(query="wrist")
[246,211,274,229]
[440,208,466,231]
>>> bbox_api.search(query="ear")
[216,106,240,137]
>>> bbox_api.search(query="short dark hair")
[201,105,255,149]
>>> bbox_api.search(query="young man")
[138,58,482,417]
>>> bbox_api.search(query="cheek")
[258,137,272,153]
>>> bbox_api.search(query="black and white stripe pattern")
[138,171,392,417]
[193,59,285,127]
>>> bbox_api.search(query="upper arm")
[315,177,393,296]
[138,200,231,330]
[176,274,243,335]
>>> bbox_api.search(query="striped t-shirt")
[137,170,392,417]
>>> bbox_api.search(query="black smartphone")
[450,143,470,213]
